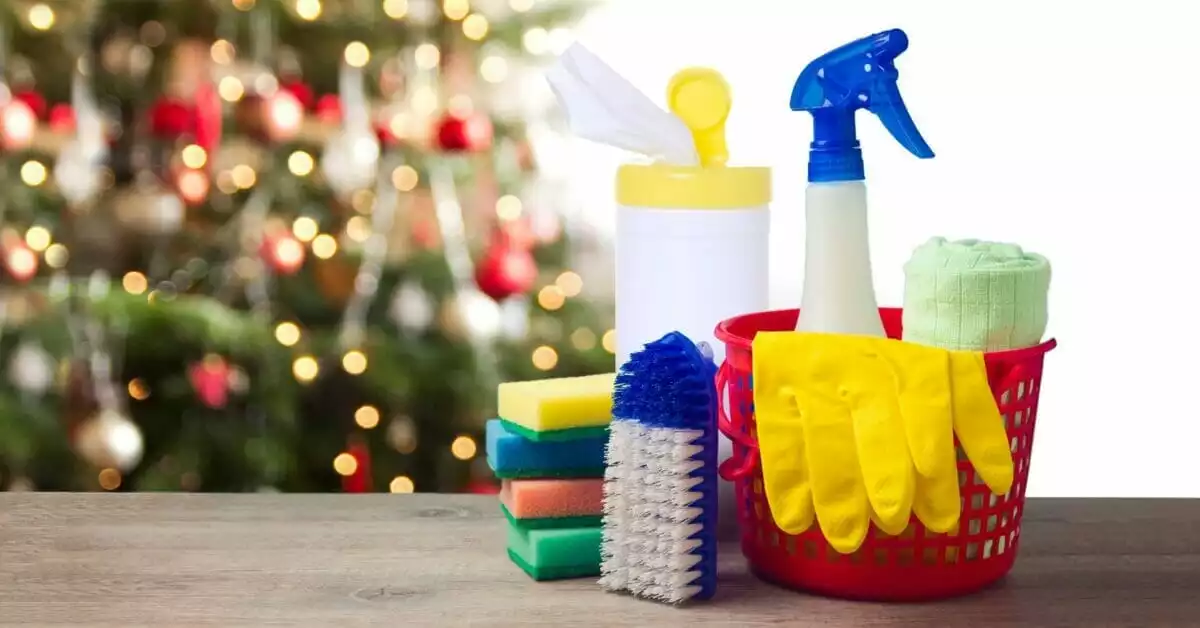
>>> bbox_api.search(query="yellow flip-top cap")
[616,67,770,209]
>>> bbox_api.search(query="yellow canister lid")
[616,67,771,209]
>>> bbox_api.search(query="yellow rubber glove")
[752,332,1013,553]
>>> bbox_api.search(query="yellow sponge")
[497,373,615,435]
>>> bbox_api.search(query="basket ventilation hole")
[965,542,980,561]
[986,514,998,533]
[896,548,915,566]
[968,518,981,535]
[921,547,939,566]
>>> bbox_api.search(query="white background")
[557,0,1200,497]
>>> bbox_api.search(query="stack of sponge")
[487,372,615,581]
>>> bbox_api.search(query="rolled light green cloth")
[902,237,1050,351]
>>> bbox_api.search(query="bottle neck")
[807,108,865,183]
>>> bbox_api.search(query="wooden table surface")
[1,494,1197,627]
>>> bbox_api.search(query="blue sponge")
[486,419,607,479]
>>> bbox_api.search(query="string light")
[462,14,489,40]
[509,0,534,11]
[352,190,375,213]
[232,0,256,10]
[332,452,358,476]
[389,475,415,493]
[128,379,150,401]
[537,285,565,311]
[450,435,477,460]
[523,28,549,55]
[211,40,235,64]
[273,237,305,272]
[27,4,54,30]
[288,151,315,176]
[345,216,371,243]
[342,350,368,375]
[414,44,440,70]
[218,76,245,102]
[274,322,301,347]
[602,329,617,354]
[43,244,68,269]
[571,327,596,350]
[443,0,469,20]
[181,144,207,169]
[6,247,38,280]
[555,271,583,297]
[384,0,408,19]
[295,0,322,20]
[311,234,338,259]
[411,87,438,115]
[24,226,51,252]
[292,217,319,242]
[292,355,320,383]
[231,165,257,189]
[388,112,411,141]
[495,195,522,221]
[177,170,209,205]
[20,161,47,186]
[344,42,370,68]
[480,56,508,83]
[531,345,558,370]
[355,405,380,429]
[447,95,473,118]
[391,165,419,191]
[122,271,149,295]
[98,468,122,491]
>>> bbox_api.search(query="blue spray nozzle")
[791,28,934,183]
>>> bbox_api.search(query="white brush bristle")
[599,418,707,604]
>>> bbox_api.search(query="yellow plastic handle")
[666,67,731,167]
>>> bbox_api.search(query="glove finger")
[754,387,814,535]
[796,390,869,555]
[849,390,914,537]
[913,464,962,533]
[880,342,957,481]
[949,351,1014,495]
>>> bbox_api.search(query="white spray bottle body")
[796,181,885,336]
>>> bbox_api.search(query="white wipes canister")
[613,68,772,539]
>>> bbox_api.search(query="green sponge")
[500,419,608,443]
[501,503,602,531]
[506,522,601,581]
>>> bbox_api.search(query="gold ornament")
[74,408,144,472]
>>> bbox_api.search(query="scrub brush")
[599,331,719,604]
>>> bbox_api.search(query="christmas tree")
[0,0,614,494]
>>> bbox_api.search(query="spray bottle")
[791,28,933,335]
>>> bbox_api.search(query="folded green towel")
[902,237,1050,351]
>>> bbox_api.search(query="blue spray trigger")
[791,28,933,182]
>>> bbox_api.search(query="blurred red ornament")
[0,99,37,150]
[475,232,537,301]
[467,479,499,495]
[281,80,315,111]
[193,82,222,157]
[149,97,194,138]
[261,233,306,275]
[315,94,342,124]
[434,111,493,153]
[2,242,38,283]
[48,103,75,133]
[14,90,47,120]
[342,438,373,493]
[188,355,231,409]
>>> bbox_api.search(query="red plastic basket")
[714,308,1056,602]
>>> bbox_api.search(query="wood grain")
[1,495,1197,627]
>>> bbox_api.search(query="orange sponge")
[500,478,604,520]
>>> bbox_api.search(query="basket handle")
[714,361,760,482]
